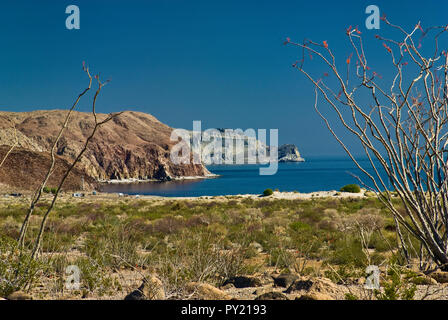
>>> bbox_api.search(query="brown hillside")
[0,146,95,192]
[0,110,209,190]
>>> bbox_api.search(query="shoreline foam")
[98,173,219,184]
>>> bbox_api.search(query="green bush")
[262,189,274,196]
[0,237,44,297]
[43,186,57,194]
[268,247,296,269]
[374,266,416,300]
[340,184,361,193]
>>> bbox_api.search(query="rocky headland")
[0,110,210,191]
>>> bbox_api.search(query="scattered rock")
[185,282,231,300]
[7,291,32,300]
[255,292,289,300]
[124,275,165,300]
[223,276,263,288]
[221,283,235,290]
[273,274,299,288]
[409,272,437,285]
[285,279,313,292]
[296,292,335,300]
[285,277,345,299]
[429,271,448,284]
[249,242,263,253]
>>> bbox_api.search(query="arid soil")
[1,191,448,301]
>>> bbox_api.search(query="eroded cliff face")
[0,110,210,190]
[278,144,305,162]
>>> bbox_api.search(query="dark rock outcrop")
[277,144,304,162]
[222,276,263,288]
[273,273,299,288]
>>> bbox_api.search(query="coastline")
[143,190,369,200]
[0,190,371,206]
[98,173,220,184]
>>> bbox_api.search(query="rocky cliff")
[0,110,210,191]
[195,129,304,164]
[278,144,305,162]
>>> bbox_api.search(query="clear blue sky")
[0,0,447,156]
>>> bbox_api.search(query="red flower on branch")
[373,71,382,79]
[346,53,353,64]
[383,43,392,53]
[346,25,352,35]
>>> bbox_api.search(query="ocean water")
[100,156,388,197]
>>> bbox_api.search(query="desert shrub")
[41,232,75,253]
[262,188,274,196]
[84,223,146,269]
[289,221,312,232]
[151,216,185,234]
[0,216,21,239]
[345,293,359,300]
[74,257,116,296]
[152,231,252,294]
[340,184,361,193]
[268,247,296,269]
[324,264,362,284]
[369,232,395,252]
[328,237,367,268]
[0,237,45,297]
[43,186,57,194]
[374,266,416,300]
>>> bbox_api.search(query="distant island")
[192,128,305,164]
[278,144,304,162]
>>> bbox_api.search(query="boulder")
[285,277,345,299]
[429,271,448,284]
[185,282,231,300]
[124,275,165,300]
[285,279,313,292]
[296,293,335,300]
[222,276,263,288]
[255,292,288,300]
[7,291,32,300]
[273,274,299,288]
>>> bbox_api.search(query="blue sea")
[100,156,389,197]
